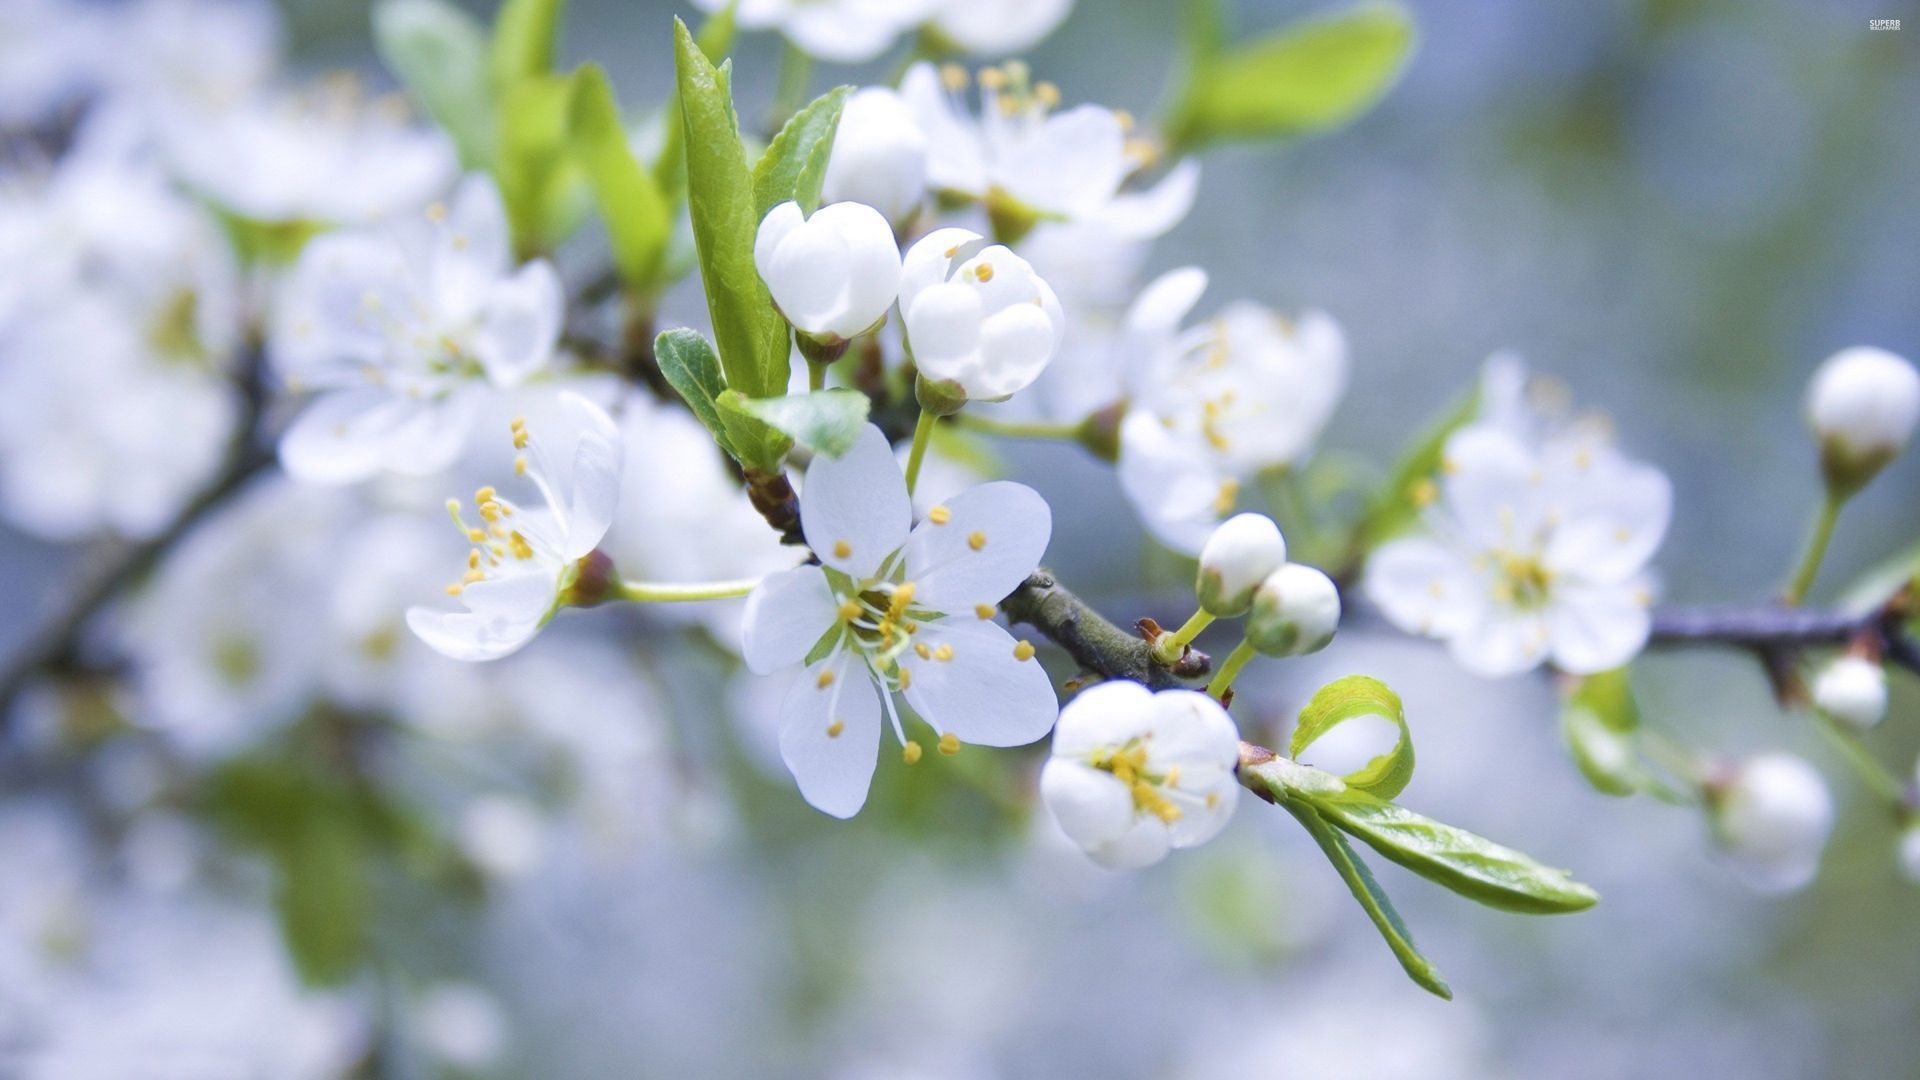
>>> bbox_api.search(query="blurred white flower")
[1899,822,1920,885]
[273,174,561,485]
[458,795,548,880]
[1366,420,1671,678]
[1709,752,1833,894]
[821,86,930,226]
[1805,345,1918,490]
[1196,513,1288,617]
[414,982,509,1071]
[741,425,1055,817]
[691,0,934,63]
[104,0,281,117]
[1246,563,1342,657]
[1811,654,1887,731]
[754,200,901,344]
[898,226,1064,401]
[0,0,104,127]
[406,393,623,662]
[926,0,1073,56]
[1039,680,1240,868]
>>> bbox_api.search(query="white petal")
[1124,266,1207,341]
[809,201,902,335]
[899,617,1056,747]
[1098,158,1201,241]
[995,105,1126,217]
[1040,759,1134,849]
[555,391,623,557]
[1364,537,1483,639]
[899,63,986,197]
[779,654,882,818]
[1165,775,1239,849]
[741,566,839,675]
[430,174,512,323]
[1548,579,1653,674]
[1448,608,1550,678]
[1441,425,1546,548]
[763,211,853,333]
[781,2,909,63]
[278,387,476,485]
[904,481,1050,610]
[1145,690,1241,768]
[472,260,562,387]
[972,299,1059,397]
[904,281,984,374]
[1543,459,1671,583]
[406,571,555,663]
[1050,679,1156,757]
[801,424,910,579]
[1116,410,1231,555]
[1090,815,1172,869]
[753,201,805,277]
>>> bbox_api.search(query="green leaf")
[489,0,565,90]
[373,0,496,168]
[673,17,791,400]
[1290,674,1415,801]
[719,388,870,458]
[1352,382,1479,553]
[1560,667,1644,797]
[568,64,670,289]
[656,328,734,451]
[496,71,590,256]
[1166,1,1415,153]
[752,85,851,218]
[1282,798,1451,999]
[653,4,737,198]
[1313,790,1600,914]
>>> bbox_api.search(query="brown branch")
[1650,601,1920,678]
[999,569,1209,689]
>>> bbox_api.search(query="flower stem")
[904,408,937,496]
[1815,714,1906,806]
[614,578,760,603]
[1782,492,1844,606]
[954,413,1083,442]
[807,360,826,391]
[1204,639,1259,700]
[1151,608,1215,665]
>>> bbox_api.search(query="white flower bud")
[898,226,1065,402]
[1711,753,1833,894]
[1899,824,1920,885]
[819,86,928,226]
[1812,655,1887,731]
[1806,346,1919,493]
[753,200,902,343]
[1245,563,1341,657]
[1196,513,1287,616]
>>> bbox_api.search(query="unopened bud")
[1245,563,1340,657]
[1708,753,1833,893]
[1196,513,1287,616]
[1812,655,1887,731]
[1807,346,1919,496]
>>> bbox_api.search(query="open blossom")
[820,86,929,226]
[926,0,1073,56]
[740,425,1056,818]
[1365,415,1672,677]
[900,61,1197,241]
[406,392,623,663]
[898,226,1065,401]
[272,174,562,485]
[1119,270,1349,553]
[691,0,932,63]
[1710,753,1833,894]
[1039,680,1240,868]
[754,200,901,344]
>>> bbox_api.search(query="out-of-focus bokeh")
[3,1,1917,1077]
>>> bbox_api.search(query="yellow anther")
[513,430,530,449]
[1206,792,1220,809]
[1212,478,1239,515]
[489,523,508,538]
[425,202,447,222]
[944,244,959,258]
[902,741,923,764]
[508,532,535,560]
[466,550,481,569]
[1615,526,1633,543]
[1013,640,1036,662]
[889,582,916,615]
[467,529,487,543]
[445,498,461,514]
[967,531,987,551]
[479,501,501,522]
[978,66,1007,91]
[1165,765,1181,787]
[897,667,913,690]
[1440,456,1459,475]
[915,643,932,660]
[826,719,845,738]
[445,583,463,596]
[928,505,952,525]
[816,669,835,689]
[975,604,995,620]
[475,486,496,503]
[450,234,469,250]
[511,416,526,431]
[934,644,954,662]
[514,455,528,475]
[940,63,969,91]
[938,732,960,756]
[1034,81,1061,108]
[1411,478,1438,507]
[462,568,485,585]
[839,599,863,621]
[1113,108,1135,132]
[973,263,994,283]
[833,539,852,559]
[1003,59,1029,83]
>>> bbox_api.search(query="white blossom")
[414,982,509,1071]
[820,86,930,226]
[1246,563,1342,657]
[926,0,1073,56]
[1196,513,1288,616]
[754,200,901,343]
[898,226,1065,401]
[1806,345,1919,483]
[406,392,623,662]
[1811,655,1887,731]
[740,425,1056,817]
[272,174,562,485]
[691,0,934,63]
[1710,753,1833,894]
[1039,680,1240,868]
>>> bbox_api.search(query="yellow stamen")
[938,732,961,756]
[928,505,952,525]
[826,719,845,738]
[967,531,987,551]
[934,644,954,662]
[816,669,835,689]
[902,741,923,764]
[973,263,994,283]
[1013,640,1036,662]
[833,539,852,559]
[975,604,996,620]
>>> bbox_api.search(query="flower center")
[1089,739,1183,824]
[1490,550,1555,609]
[438,416,559,597]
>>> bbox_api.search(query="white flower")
[1366,420,1671,678]
[740,425,1056,818]
[1812,655,1887,731]
[1118,275,1348,553]
[1197,513,1288,616]
[926,0,1073,56]
[414,982,509,1071]
[898,226,1065,401]
[1710,753,1833,894]
[1900,823,1920,885]
[272,174,563,485]
[1246,563,1342,657]
[691,0,934,63]
[1806,345,1919,486]
[1039,680,1240,868]
[406,392,623,662]
[754,200,901,343]
[820,86,929,226]
[899,61,1198,240]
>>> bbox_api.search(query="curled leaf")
[1290,674,1414,801]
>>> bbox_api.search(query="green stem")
[904,408,936,496]
[614,578,760,603]
[807,359,826,391]
[1205,639,1259,700]
[771,40,813,127]
[1151,608,1215,665]
[1783,492,1844,606]
[954,413,1083,442]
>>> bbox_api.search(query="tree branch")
[1650,602,1919,677]
[999,569,1209,689]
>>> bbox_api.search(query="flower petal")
[904,481,1050,611]
[555,391,623,557]
[1050,679,1156,757]
[430,174,512,324]
[1548,579,1653,675]
[1090,815,1172,869]
[1098,158,1201,241]
[1448,608,1549,678]
[1441,425,1547,549]
[472,259,562,388]
[899,63,986,197]
[994,105,1126,217]
[278,387,476,485]
[1544,458,1671,583]
[1364,537,1484,639]
[741,565,839,675]
[801,423,910,579]
[899,616,1056,747]
[779,653,882,818]
[1040,759,1133,849]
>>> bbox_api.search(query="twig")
[1650,603,1919,677]
[999,569,1209,689]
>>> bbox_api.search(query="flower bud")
[1812,655,1887,731]
[1245,563,1340,657]
[1806,346,1919,495]
[1709,753,1833,893]
[1196,513,1287,616]
[819,86,928,226]
[898,227,1065,403]
[753,200,901,343]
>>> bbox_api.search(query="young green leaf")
[373,0,496,168]
[753,85,851,218]
[655,328,734,455]
[1350,382,1479,556]
[653,4,738,197]
[568,64,671,290]
[1560,667,1644,797]
[496,71,588,257]
[673,17,791,400]
[1313,790,1600,914]
[489,0,565,90]
[1290,674,1415,800]
[719,388,871,458]
[1282,799,1452,999]
[1165,1,1415,153]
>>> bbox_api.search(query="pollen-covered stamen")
[1089,741,1183,824]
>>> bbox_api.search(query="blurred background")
[3,0,1918,1076]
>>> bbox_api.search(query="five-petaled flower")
[406,392,622,663]
[1040,680,1241,868]
[272,173,563,485]
[741,424,1056,818]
